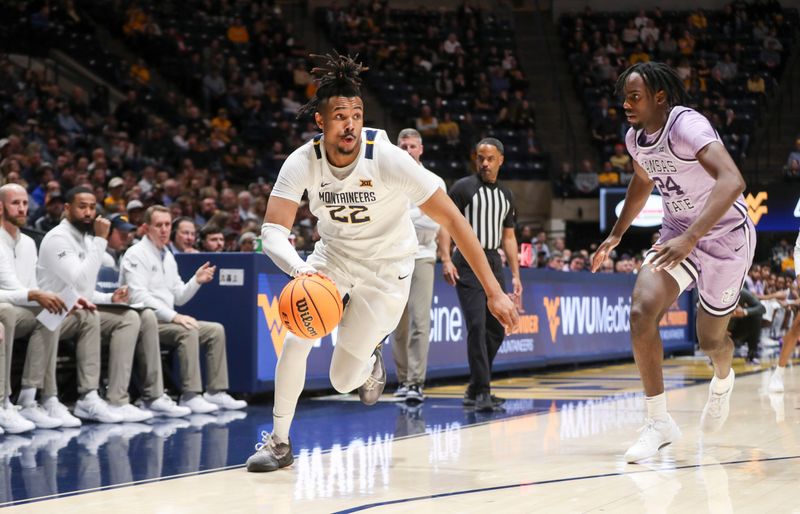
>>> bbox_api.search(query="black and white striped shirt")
[449,174,516,250]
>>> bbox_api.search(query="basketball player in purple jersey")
[591,62,756,463]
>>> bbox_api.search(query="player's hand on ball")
[650,234,696,272]
[488,292,519,335]
[591,235,620,273]
[173,314,199,330]
[195,261,216,284]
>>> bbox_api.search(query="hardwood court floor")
[3,358,799,513]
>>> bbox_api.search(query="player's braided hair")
[615,61,690,107]
[296,52,368,119]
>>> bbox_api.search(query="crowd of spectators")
[511,226,647,274]
[559,2,798,195]
[319,1,548,179]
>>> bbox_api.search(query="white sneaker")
[0,406,36,434]
[624,415,682,463]
[768,369,784,393]
[74,392,124,423]
[141,394,192,418]
[179,394,219,414]
[43,397,82,428]
[108,403,154,423]
[19,403,63,429]
[202,391,247,410]
[701,370,735,433]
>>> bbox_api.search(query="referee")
[442,138,521,412]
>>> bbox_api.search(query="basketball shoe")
[700,369,735,433]
[358,344,386,406]
[246,432,293,472]
[624,415,681,463]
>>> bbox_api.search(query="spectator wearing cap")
[199,225,224,252]
[94,212,191,418]
[238,232,256,252]
[126,199,145,224]
[104,177,126,214]
[34,191,64,233]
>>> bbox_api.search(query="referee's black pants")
[453,249,507,397]
[728,315,760,361]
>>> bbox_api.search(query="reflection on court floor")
[3,357,799,513]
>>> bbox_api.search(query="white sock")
[645,392,668,420]
[82,390,99,401]
[18,387,36,407]
[712,370,734,393]
[775,366,785,378]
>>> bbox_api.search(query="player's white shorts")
[307,241,414,361]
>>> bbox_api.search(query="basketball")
[278,274,343,339]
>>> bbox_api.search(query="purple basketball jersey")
[625,106,749,239]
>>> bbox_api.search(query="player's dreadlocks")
[297,52,368,119]
[615,61,690,107]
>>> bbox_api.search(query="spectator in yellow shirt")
[629,43,651,64]
[437,112,460,145]
[211,108,232,133]
[609,144,631,172]
[104,177,127,213]
[598,162,620,186]
[130,59,151,86]
[227,18,249,44]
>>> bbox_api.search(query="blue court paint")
[0,398,555,507]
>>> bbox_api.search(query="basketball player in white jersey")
[768,230,800,392]
[247,53,518,472]
[592,62,755,463]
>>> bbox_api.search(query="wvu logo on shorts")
[359,178,373,188]
[745,191,768,225]
[543,297,561,343]
[257,294,288,356]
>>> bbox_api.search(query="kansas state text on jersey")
[625,106,749,239]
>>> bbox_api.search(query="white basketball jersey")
[271,127,439,261]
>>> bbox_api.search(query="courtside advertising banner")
[178,254,693,393]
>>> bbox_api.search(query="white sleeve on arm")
[381,143,439,206]
[40,232,107,291]
[121,252,175,322]
[0,250,30,304]
[167,255,201,307]
[260,145,315,277]
[261,223,315,277]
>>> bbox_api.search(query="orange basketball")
[278,274,343,339]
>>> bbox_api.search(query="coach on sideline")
[441,138,521,412]
[121,205,247,413]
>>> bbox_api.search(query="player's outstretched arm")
[260,196,315,277]
[591,161,654,272]
[650,142,746,271]
[420,189,519,332]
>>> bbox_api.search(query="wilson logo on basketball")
[295,298,318,337]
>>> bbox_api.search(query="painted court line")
[332,454,800,513]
